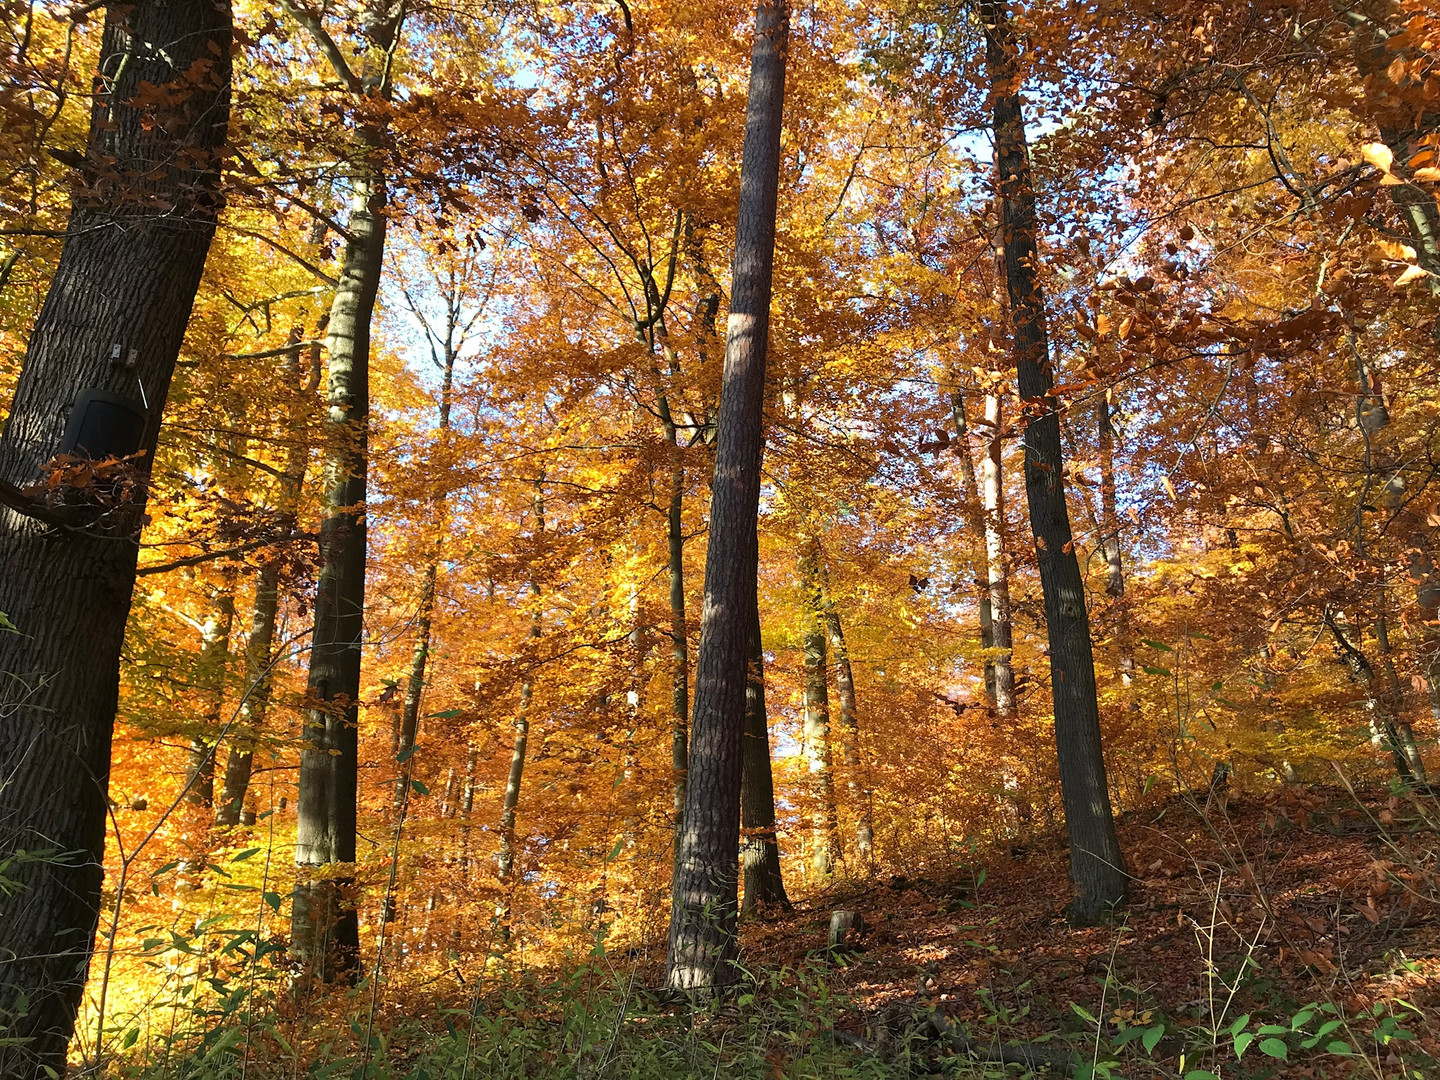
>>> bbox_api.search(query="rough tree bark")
[1096,394,1134,686]
[740,604,791,914]
[0,1,231,1071]
[666,0,788,992]
[289,0,405,987]
[982,0,1128,924]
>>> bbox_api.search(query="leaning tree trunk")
[667,0,789,992]
[799,544,839,875]
[216,332,320,827]
[982,0,1128,925]
[951,388,996,703]
[0,2,230,1072]
[740,604,791,914]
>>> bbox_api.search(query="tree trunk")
[291,167,387,987]
[1096,394,1134,687]
[217,332,320,827]
[288,0,404,989]
[498,488,545,917]
[982,0,1128,925]
[1344,5,1440,291]
[184,582,236,808]
[815,554,873,860]
[982,392,1017,722]
[0,1,230,1070]
[951,389,996,703]
[667,0,788,993]
[799,544,839,875]
[393,325,458,807]
[659,404,690,869]
[740,604,790,914]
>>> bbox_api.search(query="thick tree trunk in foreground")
[740,605,790,914]
[0,2,230,1071]
[982,0,1128,925]
[799,545,839,875]
[667,0,788,992]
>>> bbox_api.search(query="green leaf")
[1258,1037,1288,1060]
[1142,639,1174,651]
[1184,1071,1222,1080]
[1234,1031,1254,1059]
[1257,1024,1289,1036]
[1070,1002,1098,1024]
[1142,1024,1165,1053]
[122,1028,139,1049]
[0,610,18,633]
[424,708,462,720]
[1142,665,1172,676]
[606,837,624,862]
[1325,1041,1353,1055]
[1290,1008,1316,1029]
[1228,1013,1251,1036]
[263,891,282,912]
[396,745,415,764]
[1142,773,1158,794]
[410,779,430,795]
[230,847,262,862]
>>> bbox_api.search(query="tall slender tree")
[289,0,407,985]
[0,0,231,1070]
[981,0,1128,924]
[799,543,838,875]
[667,0,789,991]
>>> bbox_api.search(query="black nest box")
[57,389,148,461]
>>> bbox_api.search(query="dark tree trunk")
[740,603,790,914]
[982,0,1128,925]
[666,0,788,992]
[799,544,838,875]
[0,1,230,1071]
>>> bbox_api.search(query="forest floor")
[717,783,1440,1077]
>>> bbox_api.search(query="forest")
[0,0,1438,1076]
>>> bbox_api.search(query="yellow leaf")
[1161,476,1178,501]
[1362,141,1395,173]
[1413,167,1440,181]
[1394,264,1431,287]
